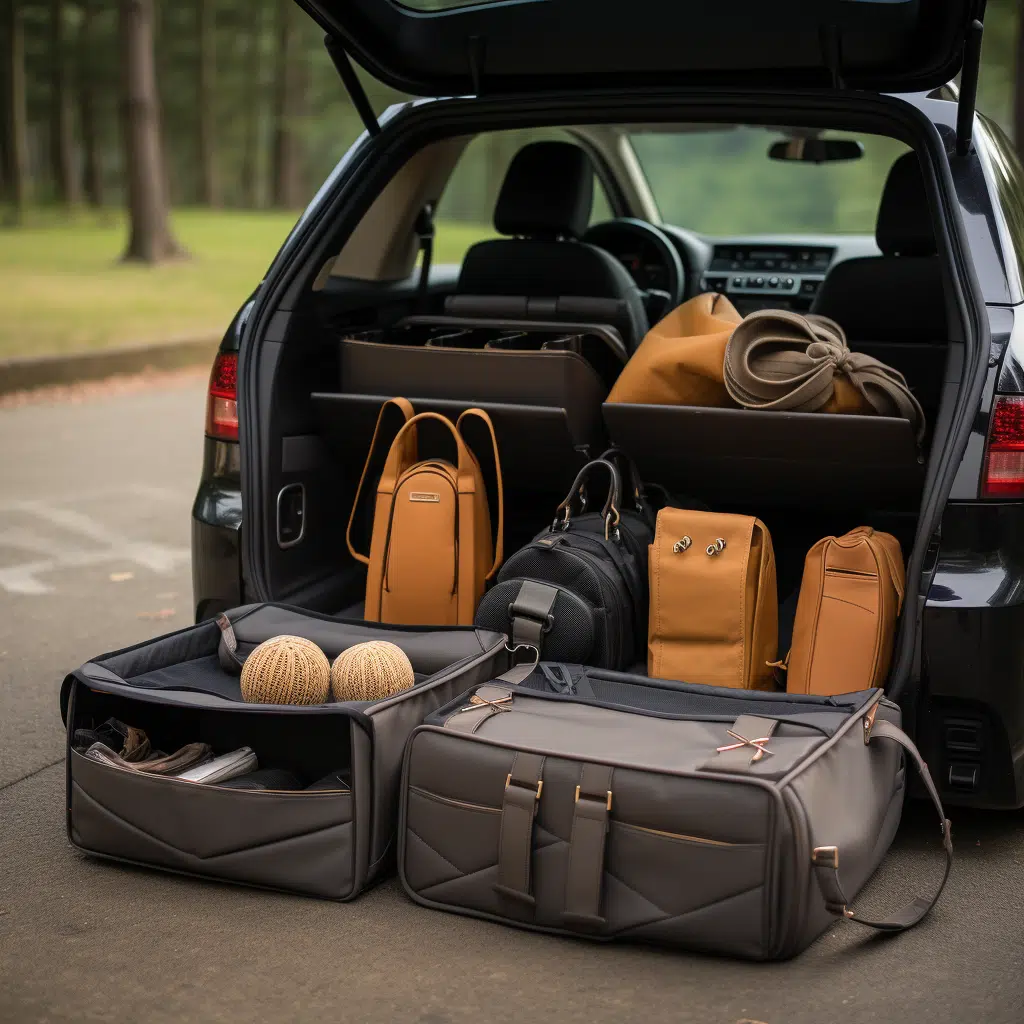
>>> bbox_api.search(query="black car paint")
[194,90,1024,807]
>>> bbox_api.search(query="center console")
[702,244,835,313]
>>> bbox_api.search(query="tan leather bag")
[648,508,778,690]
[784,527,905,696]
[606,292,741,406]
[724,309,926,441]
[346,399,503,626]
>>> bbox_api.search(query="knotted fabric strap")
[494,752,545,904]
[812,718,952,932]
[563,763,614,929]
[724,309,925,444]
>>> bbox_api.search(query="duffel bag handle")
[812,715,952,933]
[554,458,622,540]
[598,446,651,520]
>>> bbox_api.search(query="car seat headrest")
[876,152,936,257]
[494,141,594,240]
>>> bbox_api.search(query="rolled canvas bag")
[648,508,777,690]
[724,309,926,442]
[606,292,741,406]
[784,527,906,696]
[346,398,504,626]
[398,667,952,959]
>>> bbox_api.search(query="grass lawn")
[0,210,493,360]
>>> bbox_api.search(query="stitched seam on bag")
[406,826,466,877]
[610,880,766,936]
[409,785,500,815]
[803,542,829,695]
[739,518,753,685]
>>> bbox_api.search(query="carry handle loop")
[554,458,622,538]
[598,446,650,520]
[456,407,504,579]
[812,716,952,933]
[345,397,415,565]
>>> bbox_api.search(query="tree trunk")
[271,0,306,209]
[78,0,103,207]
[4,0,31,215]
[239,0,265,208]
[1016,0,1024,160]
[196,0,218,206]
[119,0,186,262]
[51,0,80,207]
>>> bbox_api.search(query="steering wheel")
[581,218,686,325]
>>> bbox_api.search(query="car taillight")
[983,395,1024,497]
[206,352,238,441]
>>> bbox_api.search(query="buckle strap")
[494,752,545,905]
[508,580,558,654]
[562,763,614,929]
[812,717,952,932]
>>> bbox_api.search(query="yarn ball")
[240,635,331,705]
[331,641,416,702]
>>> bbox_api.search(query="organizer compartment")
[61,604,507,900]
[603,402,925,511]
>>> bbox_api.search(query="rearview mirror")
[768,138,864,163]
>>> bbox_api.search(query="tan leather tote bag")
[783,527,905,696]
[346,399,504,626]
[606,292,742,406]
[649,508,778,690]
[724,309,926,441]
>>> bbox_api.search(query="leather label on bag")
[409,492,441,502]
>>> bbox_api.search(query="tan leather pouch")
[648,508,778,690]
[785,527,905,696]
[606,292,741,406]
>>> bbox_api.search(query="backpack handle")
[457,408,504,580]
[554,458,623,538]
[346,397,415,565]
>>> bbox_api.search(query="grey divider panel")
[70,750,355,898]
[602,402,924,510]
[62,604,509,901]
[398,681,922,959]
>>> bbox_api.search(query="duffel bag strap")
[812,717,953,932]
[494,752,546,905]
[563,763,614,929]
[216,613,246,674]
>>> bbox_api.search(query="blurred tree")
[119,0,184,260]
[77,0,104,206]
[50,0,79,206]
[3,0,32,216]
[239,0,267,208]
[196,0,218,205]
[271,0,306,208]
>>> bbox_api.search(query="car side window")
[434,129,614,266]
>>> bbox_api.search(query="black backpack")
[474,455,654,670]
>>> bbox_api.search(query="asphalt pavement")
[1,376,1023,1024]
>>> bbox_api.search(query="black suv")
[192,0,1024,809]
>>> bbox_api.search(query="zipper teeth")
[824,567,878,579]
[618,821,744,847]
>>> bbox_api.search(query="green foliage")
[0,210,490,358]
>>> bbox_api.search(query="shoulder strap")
[345,397,414,565]
[457,407,504,579]
[812,717,952,932]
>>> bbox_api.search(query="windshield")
[629,127,909,236]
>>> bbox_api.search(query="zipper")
[615,820,749,848]
[824,567,878,580]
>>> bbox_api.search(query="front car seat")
[450,140,648,350]
[812,152,947,344]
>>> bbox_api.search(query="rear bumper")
[919,502,1024,809]
[190,438,243,622]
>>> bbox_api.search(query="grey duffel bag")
[397,664,951,959]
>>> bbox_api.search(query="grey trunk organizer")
[60,604,507,900]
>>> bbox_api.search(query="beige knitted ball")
[240,635,331,705]
[331,641,415,702]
